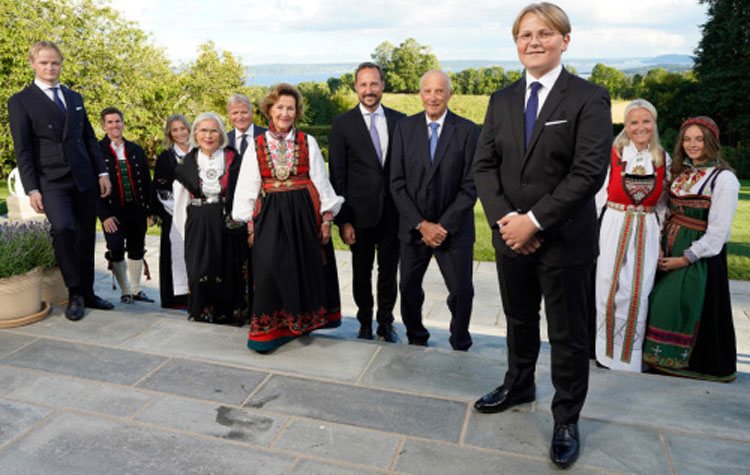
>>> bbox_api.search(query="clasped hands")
[498,213,542,256]
[419,220,448,248]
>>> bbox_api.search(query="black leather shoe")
[120,294,134,304]
[550,423,580,469]
[473,384,535,413]
[84,295,114,310]
[65,295,85,321]
[376,323,399,343]
[357,324,373,340]
[132,291,155,303]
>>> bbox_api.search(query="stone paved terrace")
[0,235,748,474]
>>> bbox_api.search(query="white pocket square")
[545,120,567,126]
[75,106,83,111]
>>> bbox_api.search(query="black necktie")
[51,86,67,115]
[239,133,248,156]
[524,82,542,148]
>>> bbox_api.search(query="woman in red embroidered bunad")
[643,116,739,382]
[594,99,670,372]
[232,84,344,352]
[173,112,248,325]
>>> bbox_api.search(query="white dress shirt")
[34,78,67,108]
[424,109,448,139]
[232,125,256,156]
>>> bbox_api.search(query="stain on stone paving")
[215,406,274,441]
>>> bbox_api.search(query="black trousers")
[350,205,399,326]
[400,242,474,350]
[42,181,98,298]
[497,254,593,425]
[103,204,147,262]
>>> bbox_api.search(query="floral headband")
[680,116,719,141]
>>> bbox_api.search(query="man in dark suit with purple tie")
[329,62,405,342]
[472,3,611,469]
[8,41,114,321]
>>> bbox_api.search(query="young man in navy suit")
[390,70,478,351]
[329,62,405,342]
[473,3,612,469]
[8,41,114,321]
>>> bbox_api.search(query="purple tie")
[524,82,542,149]
[369,112,383,165]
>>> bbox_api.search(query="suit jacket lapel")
[512,80,526,157]
[523,69,569,161]
[60,86,72,140]
[427,111,456,182]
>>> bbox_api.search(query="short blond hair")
[512,2,571,39]
[28,41,63,63]
[260,83,304,124]
[613,99,664,168]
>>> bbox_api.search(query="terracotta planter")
[42,267,68,305]
[0,267,50,328]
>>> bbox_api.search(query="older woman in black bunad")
[232,83,344,352]
[643,116,739,382]
[152,114,190,309]
[173,112,247,325]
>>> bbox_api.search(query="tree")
[176,41,247,119]
[371,38,439,93]
[693,0,750,147]
[589,63,629,99]
[0,0,177,172]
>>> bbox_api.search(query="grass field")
[381,94,629,125]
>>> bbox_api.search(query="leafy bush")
[723,145,750,180]
[0,221,56,278]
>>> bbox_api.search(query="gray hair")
[226,94,252,112]
[613,98,664,167]
[190,112,228,150]
[419,69,452,94]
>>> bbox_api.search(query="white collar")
[525,63,563,91]
[34,78,61,91]
[359,103,384,117]
[233,125,254,138]
[424,109,448,128]
[197,148,224,161]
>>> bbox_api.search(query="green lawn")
[3,179,748,279]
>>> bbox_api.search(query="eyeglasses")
[515,30,561,45]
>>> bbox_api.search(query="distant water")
[246,56,693,86]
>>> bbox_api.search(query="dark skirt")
[647,247,736,382]
[158,213,187,309]
[184,203,248,324]
[248,189,341,352]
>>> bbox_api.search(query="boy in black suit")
[473,3,612,468]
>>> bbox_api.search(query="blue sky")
[113,0,709,65]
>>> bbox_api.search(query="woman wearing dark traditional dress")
[173,112,248,325]
[594,99,670,372]
[152,114,190,309]
[644,116,739,382]
[232,83,344,352]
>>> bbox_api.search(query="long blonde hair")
[613,99,664,167]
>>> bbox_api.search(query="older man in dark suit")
[8,41,113,321]
[473,3,611,469]
[329,62,405,342]
[390,69,478,351]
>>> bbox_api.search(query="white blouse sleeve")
[231,142,261,222]
[307,135,344,216]
[594,164,610,219]
[688,171,740,259]
[655,152,671,226]
[173,180,189,241]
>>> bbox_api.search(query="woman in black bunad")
[232,83,344,352]
[173,112,248,325]
[152,114,190,309]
